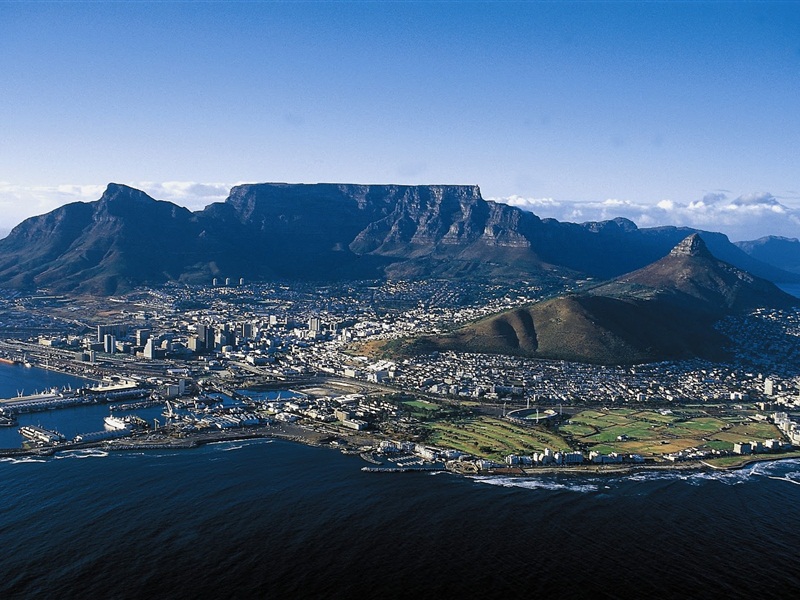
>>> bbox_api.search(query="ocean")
[778,283,800,298]
[2,369,800,598]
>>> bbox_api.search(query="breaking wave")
[470,475,599,493]
[54,449,109,460]
[0,456,47,464]
[468,458,800,492]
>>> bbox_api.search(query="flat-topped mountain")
[413,235,797,364]
[0,182,796,294]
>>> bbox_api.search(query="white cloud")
[0,181,238,234]
[656,200,674,210]
[0,182,103,231]
[134,181,234,211]
[491,192,800,242]
[501,195,560,209]
[1,181,797,244]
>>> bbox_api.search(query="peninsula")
[0,185,798,476]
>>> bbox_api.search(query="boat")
[19,425,65,444]
[103,415,129,430]
[359,452,383,465]
[0,415,17,427]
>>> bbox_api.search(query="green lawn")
[418,407,786,463]
[426,416,571,461]
[403,400,439,411]
[562,408,784,458]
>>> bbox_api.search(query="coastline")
[4,358,798,476]
[4,421,798,477]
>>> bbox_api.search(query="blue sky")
[1,0,799,240]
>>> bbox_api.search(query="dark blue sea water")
[777,283,800,298]
[2,369,800,598]
[2,441,800,598]
[0,364,101,447]
[0,363,93,399]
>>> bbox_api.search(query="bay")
[1,441,799,599]
[2,366,800,599]
[0,363,93,399]
[0,364,99,448]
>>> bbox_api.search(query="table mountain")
[0,183,796,294]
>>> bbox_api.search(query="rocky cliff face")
[669,233,713,258]
[0,182,796,295]
[606,233,795,313]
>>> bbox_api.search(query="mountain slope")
[0,184,200,294]
[415,235,797,364]
[597,233,796,313]
[736,236,800,275]
[0,183,797,294]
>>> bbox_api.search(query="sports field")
[560,408,783,456]
[425,416,571,462]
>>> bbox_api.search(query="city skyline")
[2,1,799,240]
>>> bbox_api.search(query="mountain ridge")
[0,182,797,295]
[736,235,800,275]
[410,234,797,364]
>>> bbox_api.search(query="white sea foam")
[209,439,273,450]
[625,471,689,483]
[612,460,800,487]
[766,475,800,486]
[54,449,109,460]
[685,469,754,485]
[470,476,598,493]
[623,467,757,486]
[0,456,47,464]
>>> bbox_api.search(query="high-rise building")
[308,317,322,333]
[135,328,150,347]
[240,322,255,339]
[196,324,214,351]
[97,324,128,343]
[103,334,116,354]
[214,331,228,350]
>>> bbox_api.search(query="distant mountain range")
[735,236,800,275]
[410,234,797,364]
[0,182,798,295]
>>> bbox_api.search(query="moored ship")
[103,415,129,430]
[19,425,66,444]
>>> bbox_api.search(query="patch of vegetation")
[402,400,439,411]
[425,416,571,462]
[560,408,784,458]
